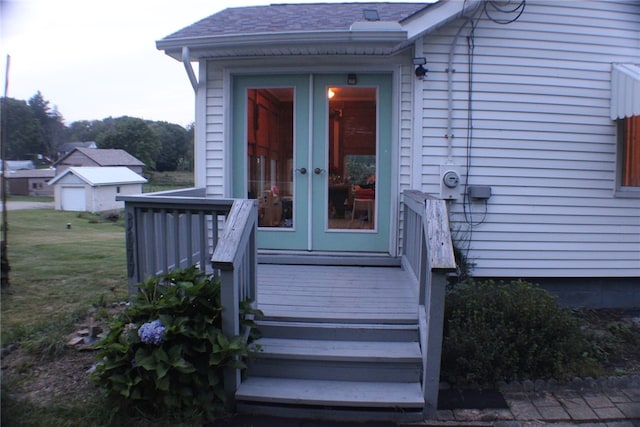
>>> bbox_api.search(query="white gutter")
[182,47,198,92]
[157,30,407,60]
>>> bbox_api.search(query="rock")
[67,336,85,346]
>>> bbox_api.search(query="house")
[5,168,55,197]
[155,0,639,305]
[56,141,97,160]
[117,0,640,420]
[53,147,145,176]
[48,166,147,213]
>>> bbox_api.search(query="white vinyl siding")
[204,64,226,197]
[416,0,640,277]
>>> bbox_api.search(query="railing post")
[219,266,240,410]
[422,269,448,418]
[124,203,140,295]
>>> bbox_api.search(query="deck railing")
[119,188,234,295]
[119,189,258,409]
[401,190,457,418]
[211,198,258,409]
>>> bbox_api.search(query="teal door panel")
[310,74,392,252]
[232,75,310,250]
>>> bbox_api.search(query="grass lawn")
[1,210,127,345]
[143,170,194,193]
[1,171,199,426]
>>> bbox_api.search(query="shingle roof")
[58,141,96,154]
[48,167,147,187]
[5,169,55,179]
[55,148,145,167]
[161,3,429,41]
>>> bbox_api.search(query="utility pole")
[1,54,10,288]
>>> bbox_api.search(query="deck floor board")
[256,264,419,323]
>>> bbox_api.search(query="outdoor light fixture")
[327,88,336,99]
[413,57,428,80]
[347,74,357,85]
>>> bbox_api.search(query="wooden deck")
[256,264,419,323]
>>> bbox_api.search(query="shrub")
[441,279,595,387]
[91,266,260,422]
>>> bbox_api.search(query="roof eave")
[400,0,478,45]
[157,30,408,60]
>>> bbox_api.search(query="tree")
[28,91,66,160]
[148,121,189,172]
[67,119,107,143]
[1,97,42,160]
[97,116,160,169]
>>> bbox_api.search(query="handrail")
[211,198,258,410]
[118,188,236,295]
[401,190,456,418]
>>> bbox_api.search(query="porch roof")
[156,2,438,60]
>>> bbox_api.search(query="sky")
[1,0,425,128]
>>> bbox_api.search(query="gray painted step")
[253,338,421,362]
[248,338,422,382]
[248,357,421,382]
[236,377,424,408]
[255,319,419,342]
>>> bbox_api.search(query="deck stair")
[237,318,425,421]
[235,264,426,421]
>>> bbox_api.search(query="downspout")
[182,47,198,92]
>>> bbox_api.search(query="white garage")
[49,167,147,213]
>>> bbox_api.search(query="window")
[617,115,640,195]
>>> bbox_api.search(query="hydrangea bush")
[91,266,261,422]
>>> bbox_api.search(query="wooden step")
[236,377,424,408]
[248,338,422,382]
[253,338,421,362]
[255,319,419,342]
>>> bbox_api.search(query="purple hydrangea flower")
[138,319,166,345]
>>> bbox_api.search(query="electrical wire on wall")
[459,0,526,261]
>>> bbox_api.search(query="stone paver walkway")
[422,376,640,426]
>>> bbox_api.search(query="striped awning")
[611,63,640,120]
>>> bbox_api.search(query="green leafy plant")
[91,266,261,422]
[441,279,598,387]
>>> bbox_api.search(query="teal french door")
[232,73,392,252]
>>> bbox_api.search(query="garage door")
[60,186,86,211]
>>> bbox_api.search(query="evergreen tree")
[2,97,43,160]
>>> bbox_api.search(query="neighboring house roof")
[48,167,148,187]
[5,169,56,179]
[157,2,442,59]
[54,148,145,168]
[58,141,97,154]
[1,160,35,171]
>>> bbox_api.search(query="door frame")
[224,65,401,256]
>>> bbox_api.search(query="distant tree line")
[1,91,194,172]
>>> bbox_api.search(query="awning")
[611,63,640,120]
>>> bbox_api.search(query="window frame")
[614,115,640,198]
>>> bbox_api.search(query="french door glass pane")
[327,87,377,230]
[247,88,294,228]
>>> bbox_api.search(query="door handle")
[295,167,307,175]
[314,168,326,175]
